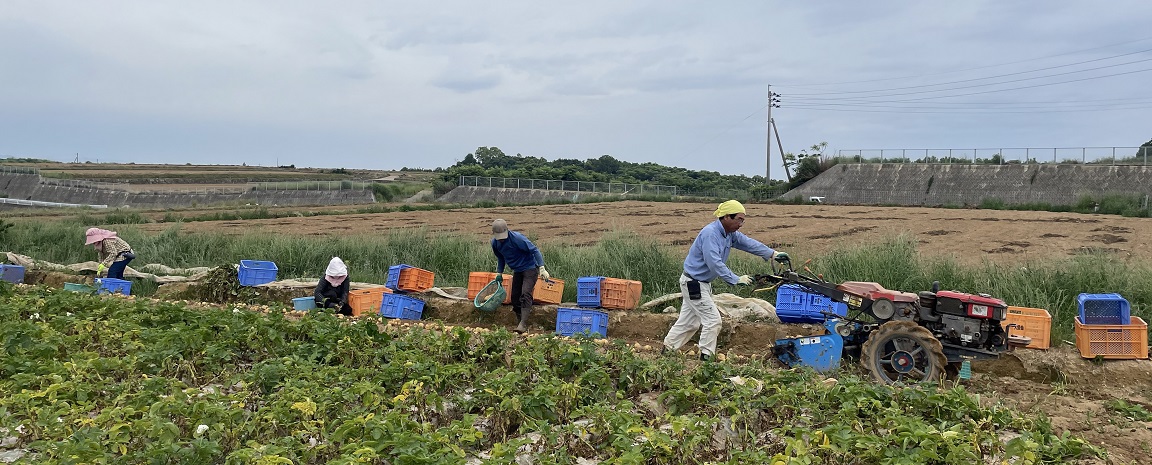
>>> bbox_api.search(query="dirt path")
[129,201,1152,265]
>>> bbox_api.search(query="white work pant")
[662,274,722,356]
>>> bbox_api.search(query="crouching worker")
[84,228,136,280]
[315,257,352,316]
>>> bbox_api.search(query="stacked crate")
[238,260,278,286]
[467,272,513,305]
[533,276,565,305]
[1074,293,1147,359]
[381,264,430,320]
[556,276,641,338]
[1001,306,1053,350]
[576,277,642,310]
[386,264,436,293]
[381,293,425,320]
[0,264,25,284]
[775,284,847,323]
[348,287,392,317]
[95,278,132,295]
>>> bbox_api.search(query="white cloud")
[2,0,1151,174]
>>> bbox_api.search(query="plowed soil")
[133,201,1152,265]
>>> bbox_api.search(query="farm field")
[6,200,1152,463]
[125,200,1152,266]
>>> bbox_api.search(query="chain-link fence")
[0,166,39,175]
[459,176,683,196]
[248,181,373,191]
[835,146,1152,165]
[458,175,797,201]
[39,178,130,191]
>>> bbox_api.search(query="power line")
[774,35,1152,87]
[785,104,1152,114]
[783,96,1152,106]
[783,49,1152,96]
[785,98,1152,111]
[785,61,1152,101]
[781,66,1152,106]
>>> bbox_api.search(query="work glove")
[96,263,107,278]
[495,274,503,283]
[737,275,754,286]
[539,266,551,281]
[772,251,790,263]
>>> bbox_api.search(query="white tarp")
[640,291,779,322]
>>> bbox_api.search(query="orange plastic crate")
[397,267,435,292]
[348,287,392,317]
[1074,316,1148,360]
[533,277,565,305]
[1001,306,1052,350]
[467,272,512,304]
[601,278,643,310]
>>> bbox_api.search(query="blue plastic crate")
[0,264,25,284]
[293,297,317,310]
[576,276,606,308]
[381,293,424,320]
[239,260,278,286]
[556,307,609,338]
[95,278,132,295]
[1077,293,1130,325]
[776,284,846,323]
[385,264,413,291]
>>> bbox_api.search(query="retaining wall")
[0,173,374,208]
[782,164,1152,206]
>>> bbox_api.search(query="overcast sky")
[3,1,1151,178]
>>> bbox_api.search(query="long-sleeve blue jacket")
[492,231,545,273]
[682,220,775,285]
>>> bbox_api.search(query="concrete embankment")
[1,173,373,208]
[782,163,1152,206]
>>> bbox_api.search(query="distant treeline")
[426,147,792,197]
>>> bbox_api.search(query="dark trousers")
[510,267,540,318]
[108,257,133,280]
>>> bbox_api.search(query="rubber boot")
[514,309,530,333]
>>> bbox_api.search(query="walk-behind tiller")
[756,257,1021,384]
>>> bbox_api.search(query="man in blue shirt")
[491,218,551,333]
[663,200,787,361]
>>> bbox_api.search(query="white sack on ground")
[649,291,779,322]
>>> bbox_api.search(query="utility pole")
[766,85,780,181]
[772,118,791,183]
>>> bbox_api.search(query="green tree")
[783,142,829,186]
[1138,139,1152,160]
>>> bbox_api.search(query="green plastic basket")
[64,283,96,294]
[474,279,507,312]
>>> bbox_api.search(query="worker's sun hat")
[84,227,117,245]
[491,219,509,240]
[713,200,746,218]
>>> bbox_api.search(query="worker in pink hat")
[84,228,136,280]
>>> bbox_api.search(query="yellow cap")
[713,200,746,217]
